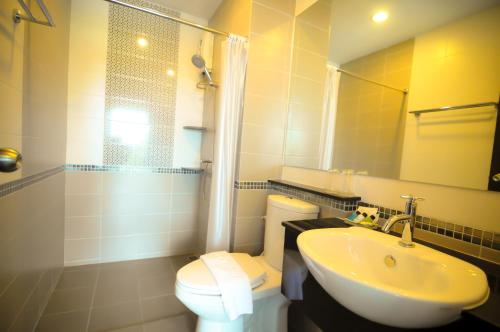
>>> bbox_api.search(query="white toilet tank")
[263,195,319,271]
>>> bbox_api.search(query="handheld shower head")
[191,54,205,69]
[191,54,213,83]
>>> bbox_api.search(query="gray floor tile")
[99,261,139,280]
[108,323,144,332]
[64,263,101,272]
[56,269,99,290]
[135,257,175,279]
[138,274,175,299]
[93,274,139,307]
[143,313,196,332]
[141,295,188,322]
[168,255,195,272]
[44,287,94,314]
[35,310,89,332]
[88,301,142,332]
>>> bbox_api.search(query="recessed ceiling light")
[137,37,148,48]
[372,11,389,23]
[167,69,175,77]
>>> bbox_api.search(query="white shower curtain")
[206,35,248,252]
[318,64,341,170]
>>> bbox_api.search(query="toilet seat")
[176,253,267,296]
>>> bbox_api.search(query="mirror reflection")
[284,0,500,191]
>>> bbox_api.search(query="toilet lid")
[176,253,267,295]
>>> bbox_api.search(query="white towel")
[200,251,253,320]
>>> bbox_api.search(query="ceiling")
[329,0,500,64]
[150,0,224,20]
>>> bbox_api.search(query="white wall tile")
[65,217,101,239]
[170,212,198,231]
[65,172,102,194]
[101,236,138,262]
[169,230,198,255]
[64,239,100,263]
[171,194,198,213]
[102,215,140,237]
[136,233,170,256]
[65,194,102,217]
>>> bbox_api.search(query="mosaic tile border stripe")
[244,179,500,254]
[234,181,269,190]
[358,201,500,252]
[65,164,203,174]
[0,166,64,198]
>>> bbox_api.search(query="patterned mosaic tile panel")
[103,0,180,167]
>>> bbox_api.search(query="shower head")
[191,54,205,69]
[191,54,213,83]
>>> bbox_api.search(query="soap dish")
[340,218,380,230]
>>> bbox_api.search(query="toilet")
[175,195,319,332]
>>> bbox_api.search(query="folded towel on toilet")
[200,251,253,320]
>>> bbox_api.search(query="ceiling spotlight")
[372,11,389,23]
[167,69,175,77]
[137,37,148,48]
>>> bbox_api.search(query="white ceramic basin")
[297,227,489,328]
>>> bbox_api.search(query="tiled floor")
[35,255,197,332]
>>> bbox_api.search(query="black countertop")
[282,218,500,329]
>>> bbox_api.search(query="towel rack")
[409,101,498,116]
[13,0,55,27]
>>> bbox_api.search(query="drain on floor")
[188,255,199,261]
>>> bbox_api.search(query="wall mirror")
[284,0,500,191]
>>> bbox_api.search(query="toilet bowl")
[175,195,319,332]
[176,253,288,332]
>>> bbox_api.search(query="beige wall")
[0,0,71,330]
[334,40,413,178]
[295,0,319,15]
[285,0,331,169]
[400,5,500,190]
[234,0,295,254]
[210,0,295,254]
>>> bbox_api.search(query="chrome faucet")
[381,195,424,248]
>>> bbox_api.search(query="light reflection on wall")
[109,108,150,146]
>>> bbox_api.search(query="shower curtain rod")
[103,0,231,37]
[336,68,408,94]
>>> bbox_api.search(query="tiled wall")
[231,0,295,254]
[66,0,206,168]
[64,0,210,264]
[400,5,500,190]
[282,166,500,264]
[0,173,66,331]
[334,40,413,178]
[64,170,200,265]
[0,0,71,330]
[285,0,331,169]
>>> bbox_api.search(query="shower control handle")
[0,148,22,172]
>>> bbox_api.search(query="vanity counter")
[282,218,499,331]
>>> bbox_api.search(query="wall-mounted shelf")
[409,101,498,116]
[183,126,207,131]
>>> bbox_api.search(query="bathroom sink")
[297,227,489,329]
